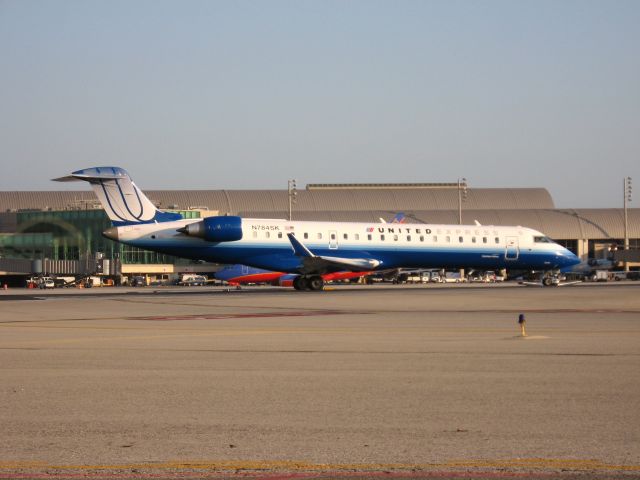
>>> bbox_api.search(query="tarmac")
[0,283,639,479]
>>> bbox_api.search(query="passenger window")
[367,234,372,241]
[419,236,424,242]
[381,235,386,241]
[355,234,360,240]
[252,231,257,238]
[446,236,451,243]
[331,233,336,240]
[482,237,487,243]
[393,235,398,241]
[343,233,348,240]
[304,232,308,239]
[459,236,463,243]
[433,236,437,242]
[472,237,476,243]
[495,237,500,244]
[407,235,412,242]
[318,233,322,240]
[278,232,282,239]
[265,231,270,239]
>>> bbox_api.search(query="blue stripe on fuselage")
[125,239,571,272]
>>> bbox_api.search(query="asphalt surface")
[0,283,639,479]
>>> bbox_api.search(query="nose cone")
[568,252,581,266]
[559,248,581,267]
[102,227,119,242]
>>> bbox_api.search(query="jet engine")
[177,216,243,242]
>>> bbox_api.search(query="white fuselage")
[108,217,580,273]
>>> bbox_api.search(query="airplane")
[214,264,371,287]
[54,167,581,290]
[215,264,285,286]
[380,212,406,224]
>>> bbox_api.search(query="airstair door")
[505,236,519,260]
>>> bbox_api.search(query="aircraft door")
[329,230,338,250]
[505,236,519,260]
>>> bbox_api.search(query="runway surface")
[0,283,639,479]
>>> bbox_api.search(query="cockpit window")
[534,236,553,243]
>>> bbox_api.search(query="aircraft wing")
[287,233,381,274]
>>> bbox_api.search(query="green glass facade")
[0,209,201,264]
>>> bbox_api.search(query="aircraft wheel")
[308,276,324,291]
[300,277,311,291]
[293,276,310,291]
[542,276,553,287]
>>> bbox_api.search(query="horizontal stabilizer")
[52,175,81,182]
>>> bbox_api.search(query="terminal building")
[0,183,638,283]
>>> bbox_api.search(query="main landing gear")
[292,275,325,291]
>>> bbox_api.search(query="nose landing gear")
[542,269,564,286]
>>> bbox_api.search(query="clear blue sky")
[1,0,638,208]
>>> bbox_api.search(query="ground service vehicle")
[178,274,207,286]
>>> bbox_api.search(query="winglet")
[287,233,315,258]
[391,212,406,224]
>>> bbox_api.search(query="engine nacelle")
[178,216,243,242]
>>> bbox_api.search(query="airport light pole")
[457,177,468,225]
[457,178,468,280]
[288,179,297,221]
[624,177,632,272]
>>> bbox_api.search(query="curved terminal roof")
[1,188,639,239]
[0,187,554,213]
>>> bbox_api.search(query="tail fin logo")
[54,166,181,225]
[95,175,155,223]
